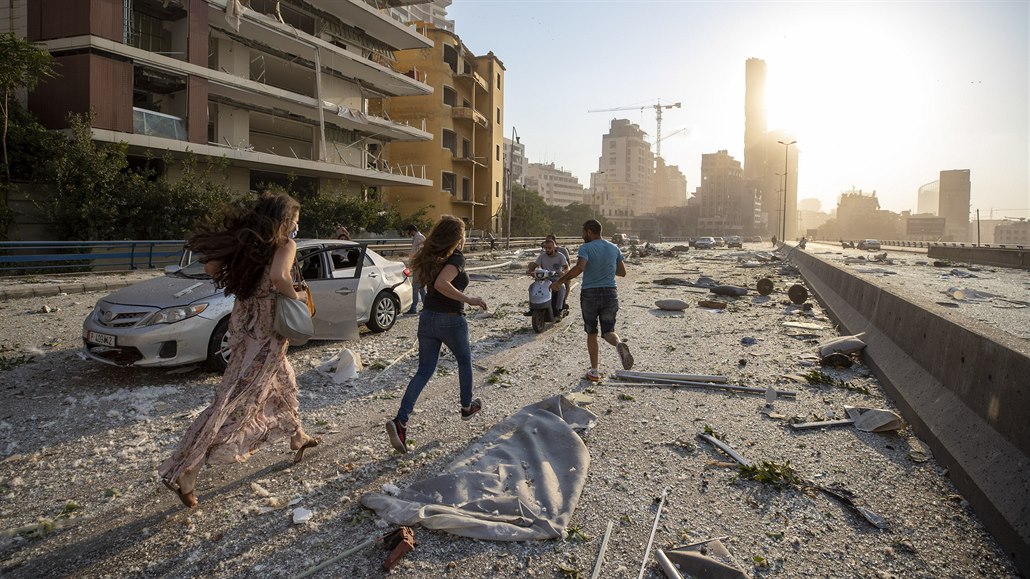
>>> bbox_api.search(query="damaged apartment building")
[8,0,437,198]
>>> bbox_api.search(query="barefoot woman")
[159,192,320,508]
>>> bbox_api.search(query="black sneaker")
[461,398,482,420]
[386,418,408,453]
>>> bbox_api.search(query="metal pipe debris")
[590,520,614,579]
[637,487,669,579]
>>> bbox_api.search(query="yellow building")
[373,23,505,233]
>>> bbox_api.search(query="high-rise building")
[376,22,505,232]
[589,119,654,232]
[743,58,767,181]
[743,58,798,239]
[917,180,940,215]
[503,138,527,185]
[938,169,970,241]
[16,0,435,199]
[696,150,760,235]
[389,0,454,32]
[654,158,688,210]
[525,163,584,207]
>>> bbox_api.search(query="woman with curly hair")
[159,192,320,508]
[386,215,488,453]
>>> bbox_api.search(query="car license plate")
[86,331,116,347]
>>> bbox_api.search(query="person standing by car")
[158,192,321,508]
[387,216,488,454]
[334,224,351,240]
[551,219,633,382]
[404,224,427,314]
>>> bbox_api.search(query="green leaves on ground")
[738,460,803,489]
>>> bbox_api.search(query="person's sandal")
[292,436,321,464]
[162,477,198,508]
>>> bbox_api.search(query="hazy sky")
[447,0,1029,217]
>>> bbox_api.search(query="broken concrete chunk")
[845,406,904,432]
[698,300,728,310]
[817,334,867,357]
[656,299,689,311]
[710,285,748,297]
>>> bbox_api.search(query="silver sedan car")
[82,240,412,371]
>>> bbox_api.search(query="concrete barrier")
[790,249,1030,575]
[928,245,1030,269]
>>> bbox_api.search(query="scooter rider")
[526,238,569,314]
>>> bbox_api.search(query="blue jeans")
[408,280,427,313]
[580,287,619,335]
[396,310,473,424]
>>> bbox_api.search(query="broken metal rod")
[292,536,377,579]
[655,549,685,579]
[637,487,669,579]
[616,370,728,384]
[699,434,753,467]
[789,419,855,430]
[606,378,797,398]
[590,520,615,579]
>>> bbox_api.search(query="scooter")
[528,268,568,333]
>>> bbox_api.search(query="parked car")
[748,235,763,243]
[628,235,640,245]
[611,233,627,246]
[858,239,882,251]
[695,237,716,249]
[82,240,413,371]
[726,235,743,248]
[713,237,726,247]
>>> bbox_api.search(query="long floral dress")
[159,269,301,483]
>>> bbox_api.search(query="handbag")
[274,262,315,341]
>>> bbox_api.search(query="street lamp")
[777,139,796,241]
[774,171,785,241]
[505,126,519,249]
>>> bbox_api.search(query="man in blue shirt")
[551,219,633,382]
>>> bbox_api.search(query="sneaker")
[523,310,533,317]
[616,342,634,370]
[460,398,482,420]
[386,418,408,453]
[584,369,602,382]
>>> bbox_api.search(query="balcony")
[452,152,486,167]
[455,69,488,92]
[451,194,484,206]
[451,106,488,129]
[133,107,187,141]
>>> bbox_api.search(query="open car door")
[297,244,361,342]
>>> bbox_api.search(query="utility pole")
[778,140,796,241]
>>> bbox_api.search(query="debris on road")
[817,333,867,357]
[655,299,689,311]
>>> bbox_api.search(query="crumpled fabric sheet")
[662,539,748,579]
[362,395,595,541]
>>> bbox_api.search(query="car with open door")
[82,240,412,372]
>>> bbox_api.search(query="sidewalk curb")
[0,279,141,301]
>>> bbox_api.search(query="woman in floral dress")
[159,192,320,508]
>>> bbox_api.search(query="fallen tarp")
[362,396,595,541]
[816,333,866,357]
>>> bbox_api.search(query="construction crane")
[587,100,682,158]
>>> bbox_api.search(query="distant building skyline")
[525,162,585,207]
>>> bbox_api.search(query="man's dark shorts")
[580,287,618,335]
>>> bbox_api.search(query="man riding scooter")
[526,238,570,315]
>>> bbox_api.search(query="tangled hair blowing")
[187,192,300,300]
[411,215,464,286]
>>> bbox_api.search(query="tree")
[0,33,55,183]
[506,184,553,237]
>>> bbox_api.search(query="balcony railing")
[451,106,488,129]
[133,108,187,141]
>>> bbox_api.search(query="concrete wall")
[928,245,1030,270]
[791,248,1030,575]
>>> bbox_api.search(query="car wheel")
[367,292,399,333]
[207,316,231,372]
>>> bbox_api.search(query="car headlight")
[142,304,209,326]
